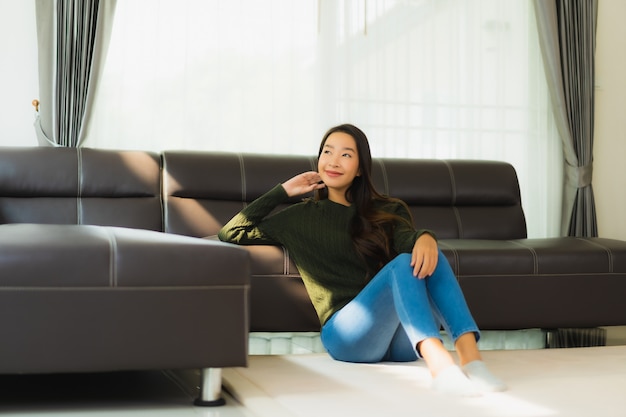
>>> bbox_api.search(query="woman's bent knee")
[389,253,412,267]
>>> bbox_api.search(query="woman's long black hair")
[315,124,413,277]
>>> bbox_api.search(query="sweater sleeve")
[388,201,437,254]
[218,184,290,245]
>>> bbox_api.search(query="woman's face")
[317,131,360,204]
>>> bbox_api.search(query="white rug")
[223,346,626,417]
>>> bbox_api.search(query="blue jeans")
[320,251,480,363]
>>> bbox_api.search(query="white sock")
[431,365,481,397]
[462,360,507,392]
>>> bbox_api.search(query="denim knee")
[388,253,412,269]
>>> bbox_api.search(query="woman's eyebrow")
[324,144,356,153]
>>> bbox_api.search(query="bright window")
[86,0,561,238]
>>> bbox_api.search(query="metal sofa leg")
[194,367,226,406]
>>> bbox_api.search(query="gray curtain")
[34,0,116,147]
[533,0,598,237]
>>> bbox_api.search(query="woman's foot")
[462,360,507,392]
[431,365,481,397]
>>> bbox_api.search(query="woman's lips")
[325,170,342,177]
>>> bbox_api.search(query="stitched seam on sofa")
[283,246,290,275]
[252,274,301,278]
[438,241,460,276]
[162,157,170,232]
[377,159,389,196]
[575,238,614,273]
[442,160,462,237]
[448,272,623,278]
[452,207,463,238]
[0,285,251,291]
[238,153,247,206]
[106,228,118,287]
[443,160,457,204]
[508,240,539,274]
[159,154,166,232]
[77,148,83,224]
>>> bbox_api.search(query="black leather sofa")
[2,147,625,406]
[0,147,250,406]
[162,151,626,334]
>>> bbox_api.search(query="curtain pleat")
[34,0,116,147]
[533,0,598,237]
[57,0,99,147]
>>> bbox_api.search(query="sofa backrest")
[0,147,526,239]
[0,147,163,231]
[162,151,527,240]
[162,151,316,236]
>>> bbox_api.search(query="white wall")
[594,0,626,240]
[0,0,39,146]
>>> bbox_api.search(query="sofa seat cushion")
[240,245,319,332]
[440,237,626,276]
[242,236,626,332]
[439,237,626,329]
[0,224,249,288]
[0,223,250,373]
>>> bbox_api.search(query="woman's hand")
[281,171,326,197]
[410,233,439,279]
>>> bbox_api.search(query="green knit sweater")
[218,184,431,325]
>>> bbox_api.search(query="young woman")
[219,124,506,396]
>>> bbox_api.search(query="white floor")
[1,327,625,417]
[224,346,626,417]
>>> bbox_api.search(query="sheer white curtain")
[0,0,39,147]
[85,0,561,238]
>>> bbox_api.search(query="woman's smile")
[325,170,342,178]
